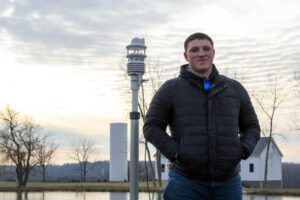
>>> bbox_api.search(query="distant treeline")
[1,162,300,188]
[0,161,154,183]
[0,161,109,183]
[282,162,300,188]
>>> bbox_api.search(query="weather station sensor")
[126,37,147,200]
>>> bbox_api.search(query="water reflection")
[243,195,281,200]
[110,192,126,200]
[0,192,298,200]
[75,192,86,200]
[16,192,28,200]
[243,194,300,200]
[15,192,48,200]
[109,192,163,200]
[16,192,22,200]
[139,192,163,200]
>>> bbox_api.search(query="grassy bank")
[244,188,300,196]
[1,182,300,196]
[0,181,167,192]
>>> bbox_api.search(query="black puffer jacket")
[143,64,260,181]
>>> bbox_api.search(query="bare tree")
[37,135,58,182]
[137,83,163,187]
[250,74,287,186]
[70,138,97,182]
[144,59,166,187]
[220,67,249,85]
[0,106,43,187]
[292,70,300,130]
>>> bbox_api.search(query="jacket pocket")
[177,136,192,167]
[235,140,243,166]
[177,135,207,172]
[216,137,243,172]
[178,136,185,163]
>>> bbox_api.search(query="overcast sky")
[0,0,300,164]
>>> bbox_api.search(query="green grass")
[1,182,300,196]
[244,188,300,196]
[0,181,167,192]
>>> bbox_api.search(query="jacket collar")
[179,64,223,89]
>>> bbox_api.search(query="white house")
[154,153,169,181]
[240,137,283,188]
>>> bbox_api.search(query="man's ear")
[184,52,188,62]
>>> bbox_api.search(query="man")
[143,32,260,200]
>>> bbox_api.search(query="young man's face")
[184,39,215,77]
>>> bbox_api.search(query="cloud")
[1,0,300,163]
[0,0,180,68]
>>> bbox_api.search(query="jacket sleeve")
[143,80,179,161]
[238,83,260,159]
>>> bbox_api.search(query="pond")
[0,192,299,200]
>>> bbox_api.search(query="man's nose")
[197,49,205,56]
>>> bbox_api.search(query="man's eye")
[190,48,198,52]
[203,47,211,51]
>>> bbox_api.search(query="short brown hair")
[184,32,214,52]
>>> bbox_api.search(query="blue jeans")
[163,172,242,200]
